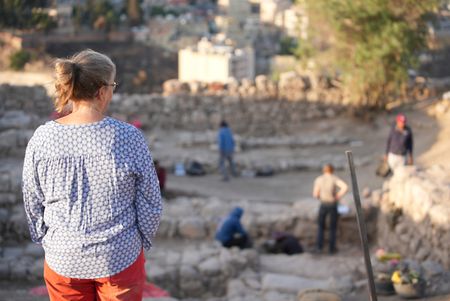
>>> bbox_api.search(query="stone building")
[218,0,252,25]
[178,37,255,83]
[260,0,308,38]
[260,0,291,24]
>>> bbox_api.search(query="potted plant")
[375,272,395,295]
[374,249,401,295]
[391,262,426,299]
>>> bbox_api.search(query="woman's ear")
[96,86,106,101]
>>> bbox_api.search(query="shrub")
[9,50,31,71]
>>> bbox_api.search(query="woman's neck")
[72,100,104,114]
[56,100,105,125]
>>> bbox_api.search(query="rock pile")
[147,243,258,298]
[158,196,377,247]
[161,73,344,106]
[373,165,450,269]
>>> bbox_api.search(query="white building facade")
[179,38,255,83]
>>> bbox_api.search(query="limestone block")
[198,257,221,276]
[227,278,248,298]
[164,250,181,266]
[157,217,178,238]
[263,290,296,301]
[10,257,33,280]
[28,258,44,280]
[409,236,421,253]
[406,185,431,222]
[416,243,432,261]
[0,110,32,129]
[243,276,261,291]
[200,199,229,217]
[2,247,24,260]
[326,275,353,294]
[429,205,450,230]
[0,193,16,206]
[0,130,18,149]
[181,248,209,266]
[0,261,10,279]
[16,129,34,147]
[292,200,319,220]
[24,242,44,258]
[0,172,10,192]
[422,260,445,278]
[298,289,342,301]
[394,222,409,236]
[179,264,199,279]
[9,207,29,238]
[178,217,206,239]
[146,263,178,292]
[0,208,8,223]
[179,266,204,297]
[229,295,262,301]
[262,273,327,294]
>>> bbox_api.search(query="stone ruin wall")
[0,84,375,249]
[0,85,53,246]
[373,165,450,269]
[159,197,378,249]
[108,92,344,137]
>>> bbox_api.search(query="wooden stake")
[346,151,378,301]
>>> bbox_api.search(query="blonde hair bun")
[53,49,115,113]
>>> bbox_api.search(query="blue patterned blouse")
[22,117,162,279]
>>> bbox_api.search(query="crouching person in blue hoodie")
[215,207,252,249]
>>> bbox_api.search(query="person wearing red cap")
[384,113,413,171]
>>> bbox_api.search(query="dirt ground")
[166,107,441,203]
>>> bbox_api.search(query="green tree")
[9,50,31,70]
[299,0,440,108]
[0,0,54,30]
[72,0,119,32]
[279,36,298,55]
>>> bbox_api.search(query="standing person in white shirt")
[312,164,348,254]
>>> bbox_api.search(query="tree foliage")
[279,36,298,56]
[0,0,57,32]
[9,50,31,70]
[72,0,120,32]
[299,0,440,108]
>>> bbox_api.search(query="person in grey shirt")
[312,164,348,254]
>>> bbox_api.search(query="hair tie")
[72,62,80,74]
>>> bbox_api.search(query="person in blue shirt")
[217,120,237,181]
[215,207,251,249]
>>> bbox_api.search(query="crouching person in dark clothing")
[262,232,303,255]
[215,207,252,249]
[273,232,303,255]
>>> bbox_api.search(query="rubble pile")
[373,165,450,269]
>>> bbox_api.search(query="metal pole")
[346,151,378,301]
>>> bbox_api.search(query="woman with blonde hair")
[22,49,162,300]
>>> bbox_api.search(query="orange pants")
[44,250,146,301]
